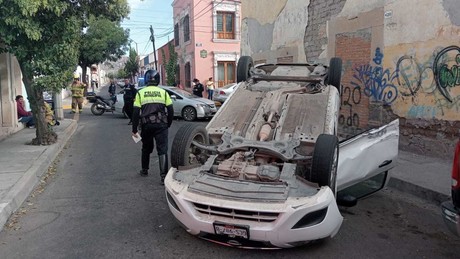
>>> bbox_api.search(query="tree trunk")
[19,63,58,145]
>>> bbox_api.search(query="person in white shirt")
[206,77,215,100]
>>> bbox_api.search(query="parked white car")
[164,56,399,248]
[115,85,217,121]
[213,82,240,104]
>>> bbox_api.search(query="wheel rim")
[183,107,196,121]
[188,133,205,165]
[91,104,104,115]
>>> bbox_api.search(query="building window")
[185,62,191,88]
[174,23,179,46]
[217,61,235,87]
[216,12,235,39]
[183,15,190,42]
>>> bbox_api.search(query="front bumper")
[164,170,343,248]
[441,201,460,236]
[196,105,217,118]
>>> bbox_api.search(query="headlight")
[196,104,209,109]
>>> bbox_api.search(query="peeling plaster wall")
[327,0,460,157]
[383,0,460,122]
[304,0,347,63]
[337,0,384,19]
[443,0,460,26]
[241,0,310,63]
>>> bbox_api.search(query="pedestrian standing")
[192,78,204,97]
[132,70,174,184]
[71,73,86,113]
[123,78,137,125]
[206,77,215,100]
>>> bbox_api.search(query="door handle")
[379,160,392,168]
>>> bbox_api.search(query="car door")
[336,119,399,192]
[165,89,185,117]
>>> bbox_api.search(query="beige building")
[0,53,25,139]
[241,0,460,156]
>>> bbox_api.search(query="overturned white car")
[164,56,399,248]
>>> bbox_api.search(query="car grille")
[193,202,279,222]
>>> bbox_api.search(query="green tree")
[161,41,178,86]
[0,0,129,145]
[117,68,129,79]
[79,15,129,87]
[124,48,139,80]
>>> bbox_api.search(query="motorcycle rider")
[71,73,86,113]
[108,79,117,107]
[131,70,173,184]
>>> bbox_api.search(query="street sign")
[200,50,207,58]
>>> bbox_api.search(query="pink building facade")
[172,0,241,89]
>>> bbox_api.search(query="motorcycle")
[90,95,117,116]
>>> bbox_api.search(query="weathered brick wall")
[335,30,372,135]
[380,106,459,159]
[304,0,346,62]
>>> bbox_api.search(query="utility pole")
[149,25,158,71]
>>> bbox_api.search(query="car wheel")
[171,123,209,168]
[308,134,339,196]
[90,102,105,116]
[325,57,342,91]
[182,106,197,121]
[237,56,253,83]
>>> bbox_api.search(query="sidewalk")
[0,119,77,231]
[388,150,452,204]
[0,117,454,232]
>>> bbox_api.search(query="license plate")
[213,223,249,239]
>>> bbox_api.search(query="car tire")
[171,123,209,168]
[307,134,339,196]
[182,106,197,121]
[91,102,105,116]
[237,56,253,83]
[325,57,342,91]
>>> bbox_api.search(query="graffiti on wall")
[350,48,399,105]
[348,46,460,118]
[339,84,361,127]
[433,46,460,102]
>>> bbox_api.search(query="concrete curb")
[0,120,78,231]
[387,177,450,205]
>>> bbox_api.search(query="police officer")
[71,73,86,113]
[123,78,137,125]
[131,70,173,184]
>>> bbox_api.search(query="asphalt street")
[0,104,459,258]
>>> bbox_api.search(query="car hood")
[193,97,215,106]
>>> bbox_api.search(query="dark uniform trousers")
[141,122,168,170]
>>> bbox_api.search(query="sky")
[121,0,175,57]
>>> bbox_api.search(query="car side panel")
[336,119,399,191]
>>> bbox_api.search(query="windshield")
[138,78,145,88]
[170,87,199,98]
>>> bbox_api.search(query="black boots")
[139,169,148,177]
[159,154,168,185]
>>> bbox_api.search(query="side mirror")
[171,95,177,100]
